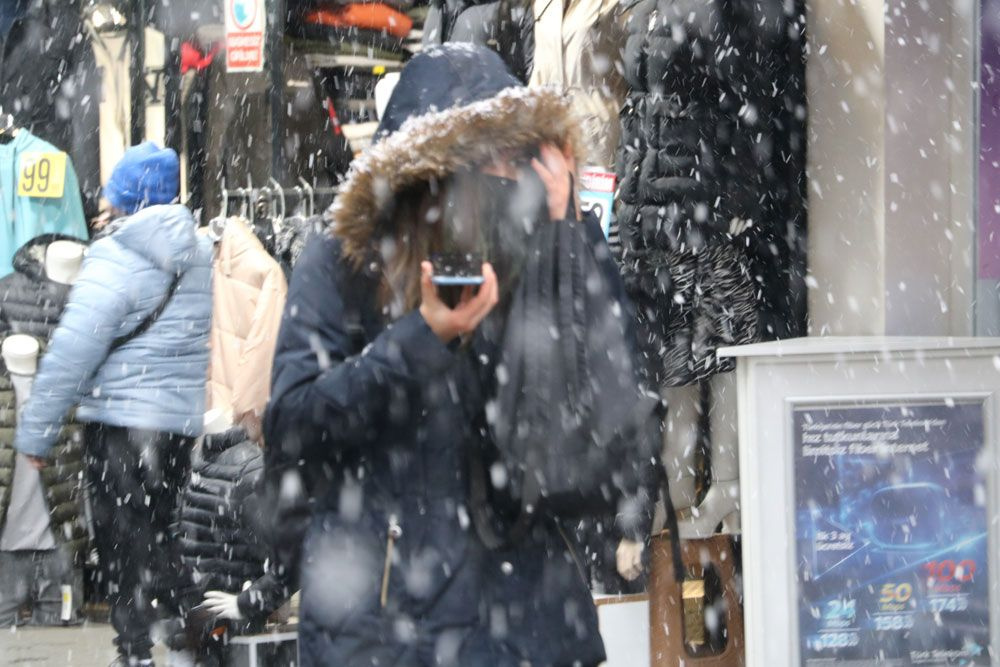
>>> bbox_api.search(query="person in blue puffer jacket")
[14,142,213,667]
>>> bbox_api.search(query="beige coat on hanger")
[529,0,630,169]
[207,219,287,436]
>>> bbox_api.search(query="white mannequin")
[2,335,40,376]
[619,373,742,579]
[44,241,85,285]
[0,335,55,551]
[662,372,741,539]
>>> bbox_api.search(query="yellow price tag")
[17,152,67,199]
[373,65,386,75]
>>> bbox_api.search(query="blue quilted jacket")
[15,205,213,457]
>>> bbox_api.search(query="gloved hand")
[616,539,645,581]
[202,591,244,621]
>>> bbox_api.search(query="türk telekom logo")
[229,0,257,30]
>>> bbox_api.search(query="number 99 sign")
[17,152,67,198]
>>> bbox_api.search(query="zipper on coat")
[380,514,402,608]
[555,521,590,587]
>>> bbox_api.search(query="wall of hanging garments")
[0,125,90,278]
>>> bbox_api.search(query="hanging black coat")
[0,234,78,340]
[615,0,807,386]
[175,428,289,622]
[0,235,87,564]
[423,0,535,82]
[0,369,88,563]
[0,0,102,221]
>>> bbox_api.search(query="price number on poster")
[17,152,66,198]
[923,559,977,583]
[807,632,861,651]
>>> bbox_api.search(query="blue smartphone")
[431,252,484,306]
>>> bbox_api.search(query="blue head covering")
[104,142,180,214]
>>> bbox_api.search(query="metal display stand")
[720,337,1000,667]
[225,628,298,667]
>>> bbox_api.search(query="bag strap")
[659,462,686,582]
[109,273,183,352]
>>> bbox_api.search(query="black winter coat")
[0,2,102,219]
[0,370,87,562]
[266,45,617,667]
[616,0,807,386]
[0,236,87,563]
[270,234,609,667]
[175,428,288,622]
[423,0,535,82]
[0,235,77,340]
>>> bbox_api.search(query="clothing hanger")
[0,107,18,145]
[299,177,315,218]
[268,178,286,234]
[208,186,229,242]
[289,184,307,223]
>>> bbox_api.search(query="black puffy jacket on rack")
[175,428,290,622]
[0,235,79,340]
[0,235,87,564]
[423,0,535,82]
[616,0,807,387]
[0,370,88,564]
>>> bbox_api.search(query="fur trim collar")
[329,86,580,266]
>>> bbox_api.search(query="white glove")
[202,590,244,621]
[616,539,645,581]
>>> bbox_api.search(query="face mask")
[476,169,548,291]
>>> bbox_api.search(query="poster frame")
[781,391,998,667]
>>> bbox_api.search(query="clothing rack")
[220,182,339,220]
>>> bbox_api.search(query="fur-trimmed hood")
[329,44,580,266]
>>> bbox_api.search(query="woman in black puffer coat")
[615,0,807,387]
[266,44,643,667]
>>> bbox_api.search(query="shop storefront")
[0,0,999,666]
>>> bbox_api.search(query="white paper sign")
[225,0,266,73]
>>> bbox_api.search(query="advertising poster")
[794,401,991,666]
[579,167,615,238]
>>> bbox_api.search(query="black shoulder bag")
[108,273,183,353]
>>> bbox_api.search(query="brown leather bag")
[649,532,745,667]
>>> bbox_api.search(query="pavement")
[0,623,167,666]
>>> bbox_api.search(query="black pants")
[84,423,195,661]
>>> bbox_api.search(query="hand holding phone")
[430,252,485,307]
[419,261,498,343]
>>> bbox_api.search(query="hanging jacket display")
[0,130,89,278]
[0,0,102,220]
[208,219,287,425]
[0,235,80,340]
[0,362,87,564]
[528,0,631,169]
[423,0,535,82]
[304,4,415,39]
[191,51,349,221]
[616,0,807,386]
[175,428,286,622]
[0,265,87,568]
[0,232,85,561]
